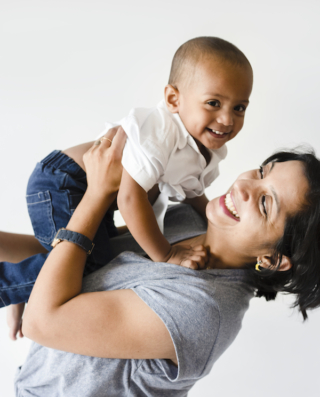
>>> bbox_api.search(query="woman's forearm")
[24,191,116,322]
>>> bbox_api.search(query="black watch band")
[51,228,95,255]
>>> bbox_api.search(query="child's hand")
[6,302,25,341]
[165,244,208,269]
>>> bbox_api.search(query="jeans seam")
[46,195,56,241]
[0,295,6,307]
[27,199,51,205]
[1,281,35,291]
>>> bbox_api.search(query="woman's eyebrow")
[270,186,280,216]
[268,162,276,173]
[268,163,280,215]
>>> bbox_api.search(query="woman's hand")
[83,126,126,202]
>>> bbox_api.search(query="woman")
[11,128,320,396]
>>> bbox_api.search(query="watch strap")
[51,228,95,255]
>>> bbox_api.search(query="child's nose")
[216,109,233,127]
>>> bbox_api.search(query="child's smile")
[206,127,232,140]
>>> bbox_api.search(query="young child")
[4,36,253,339]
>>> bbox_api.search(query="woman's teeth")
[225,193,239,218]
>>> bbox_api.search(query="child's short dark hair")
[249,147,320,320]
[168,36,252,88]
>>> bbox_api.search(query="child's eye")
[234,105,246,112]
[207,100,220,107]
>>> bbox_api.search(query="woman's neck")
[179,231,251,270]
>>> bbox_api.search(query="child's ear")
[258,254,293,272]
[164,84,180,113]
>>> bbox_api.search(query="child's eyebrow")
[204,93,250,103]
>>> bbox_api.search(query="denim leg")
[0,253,48,307]
[26,151,81,252]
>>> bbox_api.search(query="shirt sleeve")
[120,110,177,192]
[131,272,220,382]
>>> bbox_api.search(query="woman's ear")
[164,84,180,113]
[258,254,293,272]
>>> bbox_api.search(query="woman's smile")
[219,193,240,222]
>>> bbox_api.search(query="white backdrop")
[1,1,320,396]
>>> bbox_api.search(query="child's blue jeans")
[0,150,118,307]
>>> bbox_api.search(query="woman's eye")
[207,100,220,107]
[259,165,264,179]
[259,167,267,216]
[234,105,246,112]
[262,196,267,216]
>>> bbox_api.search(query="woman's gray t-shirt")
[15,205,253,397]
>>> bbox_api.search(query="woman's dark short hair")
[249,147,320,320]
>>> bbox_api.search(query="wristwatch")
[51,228,95,255]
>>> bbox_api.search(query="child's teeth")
[210,128,226,135]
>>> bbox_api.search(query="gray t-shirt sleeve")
[131,270,220,382]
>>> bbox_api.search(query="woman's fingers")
[83,126,127,198]
[90,126,120,152]
[109,126,127,157]
[92,126,127,156]
[103,125,121,142]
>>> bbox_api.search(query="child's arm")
[183,194,209,222]
[118,170,207,269]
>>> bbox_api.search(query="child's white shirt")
[99,99,227,232]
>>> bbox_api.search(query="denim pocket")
[26,191,56,244]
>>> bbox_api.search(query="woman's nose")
[233,179,257,202]
[216,109,233,127]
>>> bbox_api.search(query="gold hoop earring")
[255,260,263,272]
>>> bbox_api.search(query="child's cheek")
[228,129,242,143]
